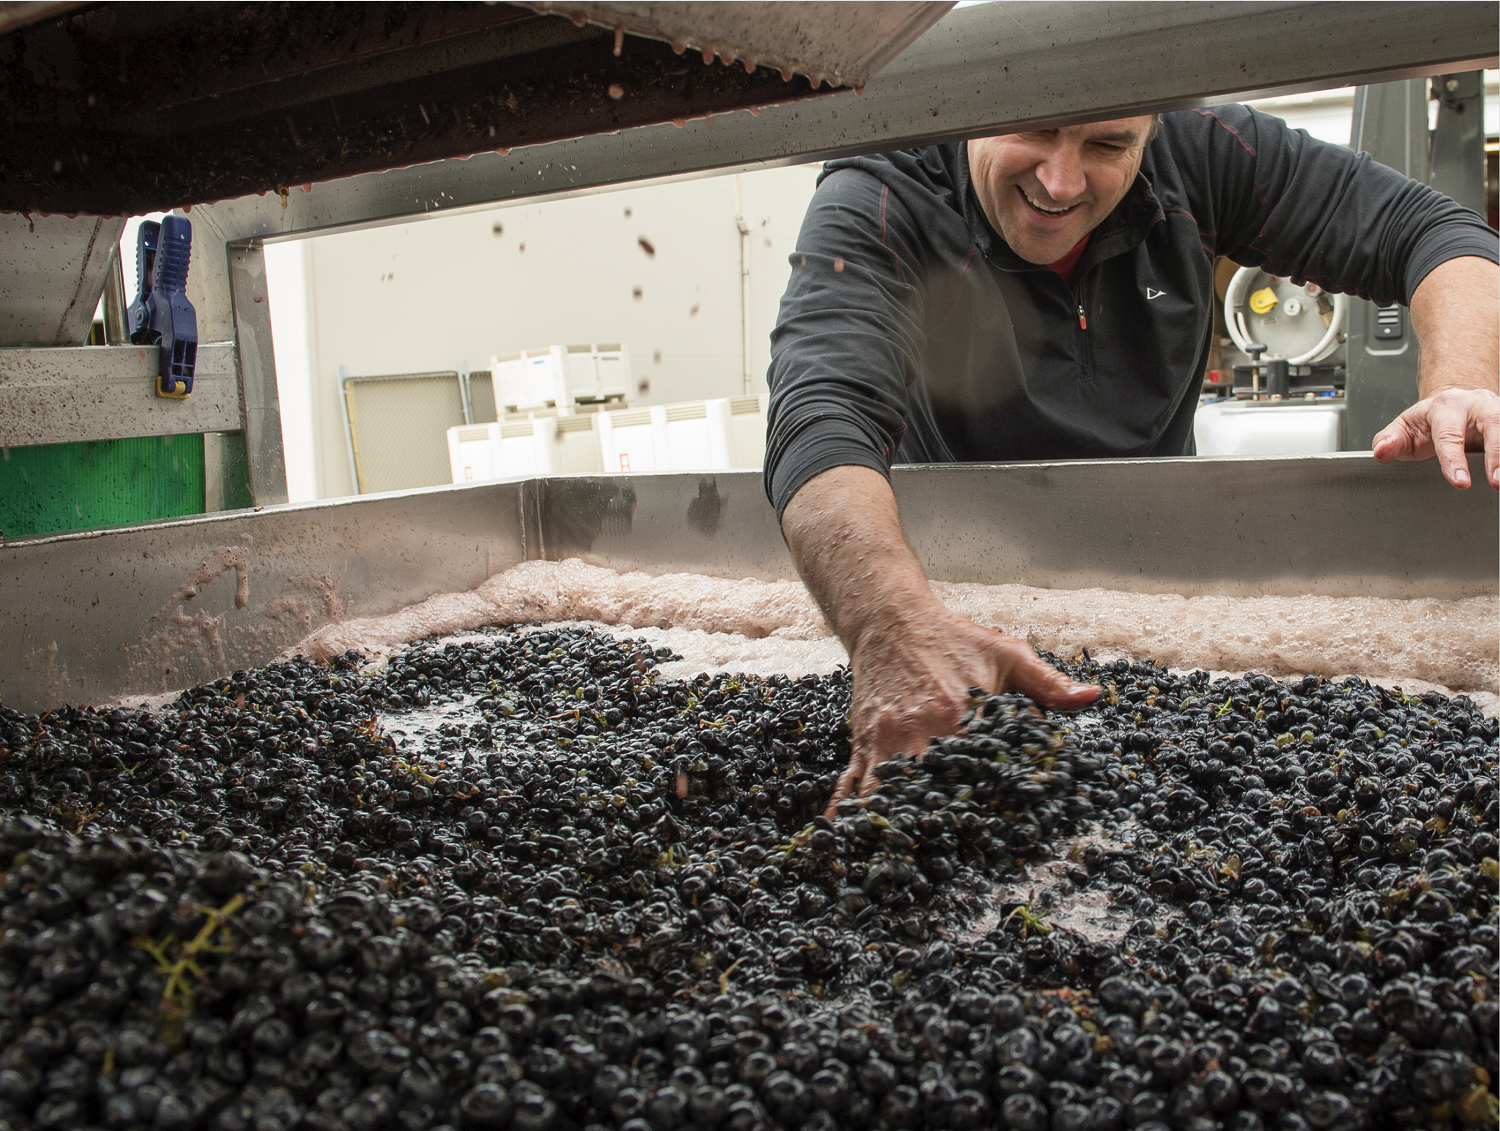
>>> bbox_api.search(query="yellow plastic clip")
[1249,286,1279,315]
[157,377,192,399]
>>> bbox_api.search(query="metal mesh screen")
[467,371,498,424]
[343,372,464,493]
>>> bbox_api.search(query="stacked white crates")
[447,423,499,483]
[728,393,768,468]
[492,344,631,412]
[446,418,557,481]
[447,391,771,483]
[597,406,667,473]
[598,395,767,472]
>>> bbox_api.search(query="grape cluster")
[0,626,1490,1131]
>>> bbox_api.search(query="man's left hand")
[1373,387,1500,490]
[1391,255,1499,489]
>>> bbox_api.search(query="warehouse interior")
[83,76,1500,507]
[0,6,1498,1131]
[4,11,1498,521]
[0,1,1495,689]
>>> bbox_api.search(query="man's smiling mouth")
[1019,187,1077,215]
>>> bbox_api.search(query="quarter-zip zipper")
[1074,275,1094,380]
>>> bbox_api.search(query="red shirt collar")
[1047,233,1091,287]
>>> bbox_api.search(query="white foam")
[291,559,827,662]
[597,625,848,681]
[287,559,1498,704]
[929,580,1498,699]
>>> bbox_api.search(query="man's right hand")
[835,601,1099,812]
[778,464,1098,818]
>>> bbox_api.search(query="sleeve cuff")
[1403,221,1499,304]
[765,412,894,524]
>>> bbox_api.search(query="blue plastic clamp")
[128,216,198,398]
[125,220,158,345]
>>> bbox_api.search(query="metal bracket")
[226,241,289,506]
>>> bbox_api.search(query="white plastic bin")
[663,399,734,470]
[498,418,557,475]
[593,344,631,401]
[728,393,768,468]
[563,344,598,401]
[554,413,605,473]
[1194,399,1345,457]
[599,406,667,473]
[562,344,632,403]
[447,423,501,484]
[494,344,632,411]
[492,348,565,412]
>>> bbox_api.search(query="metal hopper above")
[0,1,951,218]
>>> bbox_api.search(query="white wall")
[270,73,1500,502]
[267,165,821,500]
[263,241,319,503]
[1244,89,1353,145]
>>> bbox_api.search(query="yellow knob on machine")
[1248,286,1279,315]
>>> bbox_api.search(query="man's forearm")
[783,463,1099,808]
[1410,256,1499,397]
[780,465,939,658]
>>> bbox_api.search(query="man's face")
[967,117,1155,265]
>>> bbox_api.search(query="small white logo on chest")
[1146,287,1166,300]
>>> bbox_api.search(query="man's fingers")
[856,711,930,793]
[1427,398,1473,488]
[1476,398,1500,490]
[1370,420,1406,464]
[840,693,964,812]
[824,762,861,818]
[838,619,1104,820]
[1372,408,1432,464]
[994,639,1100,711]
[834,713,901,815]
[1373,391,1500,488]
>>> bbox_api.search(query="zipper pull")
[1078,305,1087,330]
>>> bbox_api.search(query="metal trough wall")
[0,482,533,714]
[1,453,1495,713]
[537,453,1499,598]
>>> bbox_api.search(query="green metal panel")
[0,434,205,538]
[219,432,254,511]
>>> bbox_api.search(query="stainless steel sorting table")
[1,453,1494,713]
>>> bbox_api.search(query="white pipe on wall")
[734,174,752,395]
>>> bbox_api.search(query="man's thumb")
[1001,642,1099,711]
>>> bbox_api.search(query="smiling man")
[763,106,1500,809]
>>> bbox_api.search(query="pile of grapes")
[0,625,1492,1131]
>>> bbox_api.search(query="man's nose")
[1035,147,1086,203]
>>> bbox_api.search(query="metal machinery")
[0,2,1497,713]
[1342,72,1493,449]
[1196,268,1351,458]
[1199,65,1492,457]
